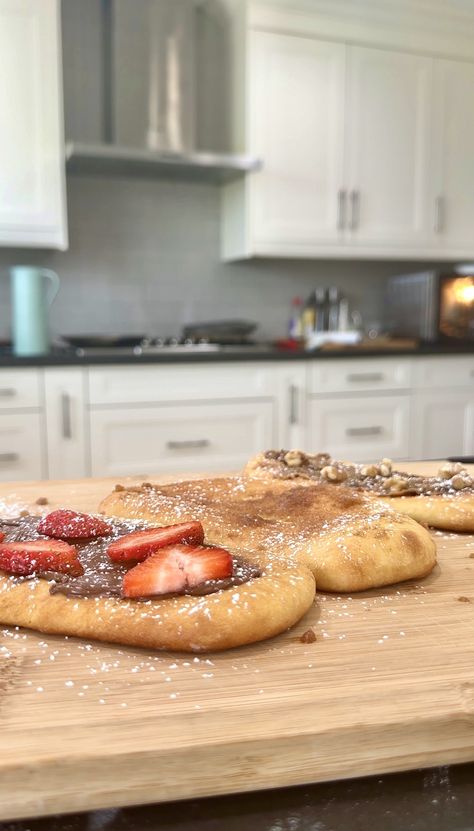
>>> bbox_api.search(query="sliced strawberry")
[0,532,3,543]
[38,509,112,540]
[0,539,83,577]
[108,521,204,563]
[122,543,233,599]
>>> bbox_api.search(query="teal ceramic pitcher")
[10,266,60,356]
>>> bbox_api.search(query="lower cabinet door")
[89,401,275,477]
[44,369,89,479]
[411,391,474,460]
[0,412,44,481]
[308,394,410,462]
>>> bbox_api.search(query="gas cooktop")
[60,337,271,357]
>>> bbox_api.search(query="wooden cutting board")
[0,464,473,822]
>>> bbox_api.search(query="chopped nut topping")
[451,474,471,490]
[114,484,125,492]
[299,628,317,643]
[284,450,304,468]
[380,458,393,477]
[438,462,467,479]
[386,476,409,494]
[360,464,379,477]
[321,464,348,483]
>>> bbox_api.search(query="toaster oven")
[386,267,474,343]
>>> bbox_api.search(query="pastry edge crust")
[0,564,315,653]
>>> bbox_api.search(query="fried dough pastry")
[100,477,437,593]
[245,451,474,533]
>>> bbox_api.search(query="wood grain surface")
[0,463,473,822]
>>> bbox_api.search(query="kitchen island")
[0,463,473,829]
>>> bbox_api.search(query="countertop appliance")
[386,267,474,343]
[57,332,267,357]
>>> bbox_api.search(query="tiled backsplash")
[0,176,443,342]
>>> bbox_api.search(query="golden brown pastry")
[245,451,474,533]
[100,476,437,593]
[0,512,315,653]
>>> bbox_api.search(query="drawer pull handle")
[61,393,72,439]
[0,452,19,463]
[0,388,16,398]
[289,384,298,426]
[346,426,383,437]
[167,439,210,450]
[347,372,384,383]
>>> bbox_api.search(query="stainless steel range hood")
[62,0,260,183]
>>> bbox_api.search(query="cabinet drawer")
[90,401,276,477]
[413,356,474,389]
[309,358,412,394]
[308,395,410,461]
[0,369,41,410]
[88,364,278,405]
[0,412,44,481]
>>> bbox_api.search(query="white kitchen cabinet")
[0,368,45,481]
[248,31,345,252]
[44,369,88,479]
[345,45,433,249]
[309,357,412,395]
[0,412,44,481]
[307,394,411,462]
[0,0,67,249]
[432,59,474,252]
[223,5,474,261]
[411,391,474,460]
[89,400,275,477]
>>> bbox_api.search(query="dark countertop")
[2,763,473,831]
[0,343,472,368]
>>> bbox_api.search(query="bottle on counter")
[337,296,350,331]
[328,287,341,331]
[301,291,317,342]
[288,296,303,340]
[314,287,328,332]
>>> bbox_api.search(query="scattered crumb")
[299,628,317,644]
[35,497,48,506]
[469,553,474,559]
[458,596,472,603]
[19,510,29,517]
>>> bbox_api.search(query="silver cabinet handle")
[346,372,384,383]
[289,384,298,426]
[346,426,383,437]
[0,452,19,463]
[61,393,72,439]
[0,388,16,398]
[166,439,210,450]
[434,195,445,233]
[337,189,346,231]
[349,189,360,231]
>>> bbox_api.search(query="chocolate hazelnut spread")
[257,451,474,497]
[0,516,261,600]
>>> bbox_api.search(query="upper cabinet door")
[345,46,433,248]
[0,0,67,249]
[249,31,345,250]
[432,59,474,252]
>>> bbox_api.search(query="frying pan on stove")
[62,335,146,349]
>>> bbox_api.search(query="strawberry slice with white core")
[108,521,204,563]
[122,543,233,598]
[38,509,112,540]
[0,539,83,577]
